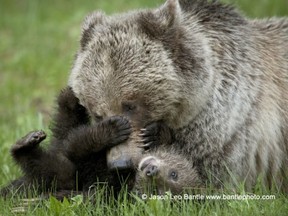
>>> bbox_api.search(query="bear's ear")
[157,0,182,28]
[80,11,107,49]
[139,0,182,38]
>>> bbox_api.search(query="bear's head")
[134,147,201,195]
[68,0,214,170]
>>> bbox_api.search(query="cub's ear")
[139,0,182,38]
[80,11,107,49]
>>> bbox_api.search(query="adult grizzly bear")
[69,0,288,191]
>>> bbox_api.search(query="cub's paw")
[138,121,172,151]
[57,87,84,112]
[100,116,132,147]
[11,130,46,153]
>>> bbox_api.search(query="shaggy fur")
[134,146,201,195]
[0,87,134,198]
[68,0,288,191]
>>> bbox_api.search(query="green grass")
[0,186,287,215]
[0,0,287,215]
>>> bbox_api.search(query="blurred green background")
[0,0,287,186]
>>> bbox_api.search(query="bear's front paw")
[57,87,83,112]
[101,116,132,147]
[138,120,173,151]
[138,121,162,151]
[11,130,46,153]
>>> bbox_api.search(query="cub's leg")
[11,130,75,190]
[50,86,90,143]
[11,130,46,158]
[64,116,132,161]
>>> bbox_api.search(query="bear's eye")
[94,114,103,122]
[169,170,178,181]
[122,101,137,114]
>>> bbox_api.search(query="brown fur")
[134,147,201,195]
[0,87,134,198]
[69,0,288,191]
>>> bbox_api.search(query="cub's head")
[68,0,214,170]
[134,147,201,195]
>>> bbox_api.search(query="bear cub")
[134,146,202,196]
[0,87,134,198]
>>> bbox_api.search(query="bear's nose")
[145,165,158,177]
[138,156,159,177]
[107,158,133,170]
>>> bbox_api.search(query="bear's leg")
[50,86,90,142]
[138,121,174,151]
[11,130,75,191]
[11,130,46,155]
[64,116,132,161]
[11,130,47,165]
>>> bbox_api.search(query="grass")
[0,185,287,215]
[0,0,287,215]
